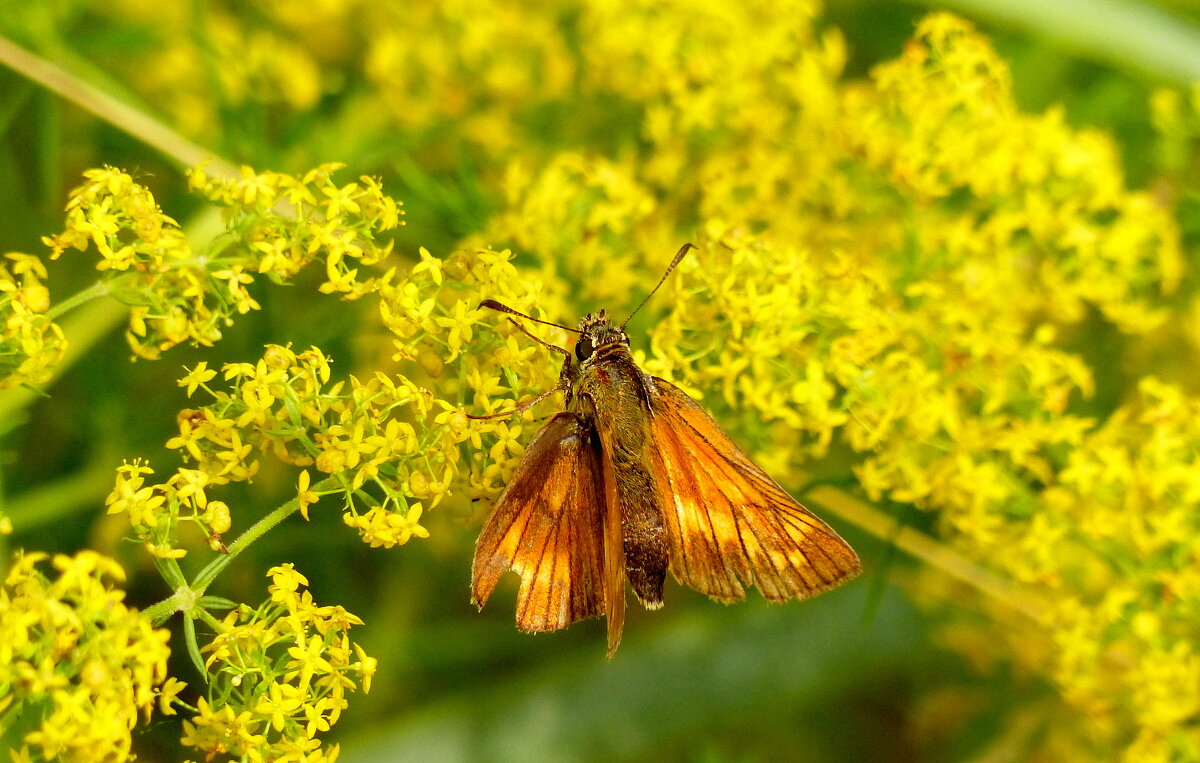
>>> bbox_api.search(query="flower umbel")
[7,163,403,378]
[180,564,371,761]
[0,252,66,389]
[0,551,176,760]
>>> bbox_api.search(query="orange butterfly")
[471,244,861,657]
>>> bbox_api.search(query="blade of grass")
[0,34,237,178]
[1,450,117,532]
[927,0,1200,83]
[808,484,1049,622]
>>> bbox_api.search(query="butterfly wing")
[472,412,607,632]
[596,426,627,658]
[647,377,861,603]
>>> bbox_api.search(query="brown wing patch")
[648,378,861,603]
[597,426,627,658]
[472,413,607,632]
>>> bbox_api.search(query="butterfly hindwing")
[647,377,862,603]
[471,412,607,632]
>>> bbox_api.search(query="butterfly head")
[575,310,628,363]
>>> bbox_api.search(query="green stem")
[193,607,223,630]
[140,474,343,627]
[183,613,206,679]
[806,484,1049,622]
[0,34,238,175]
[190,496,301,595]
[143,586,189,625]
[928,0,1200,84]
[44,279,110,321]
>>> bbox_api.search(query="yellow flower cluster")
[40,166,199,359]
[187,162,403,298]
[365,1,575,151]
[471,154,661,307]
[1,150,412,752]
[103,343,448,552]
[105,459,233,558]
[96,1,326,140]
[1030,378,1200,758]
[844,18,1180,334]
[181,564,374,762]
[0,551,178,760]
[342,502,430,549]
[0,252,64,389]
[425,8,1189,757]
[5,163,401,384]
[377,245,570,502]
[28,0,577,157]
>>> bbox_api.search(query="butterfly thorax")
[567,309,654,416]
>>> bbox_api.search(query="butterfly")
[470,244,861,657]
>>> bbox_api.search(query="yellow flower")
[342,504,430,549]
[105,459,166,529]
[179,361,218,396]
[269,563,310,601]
[1,253,68,389]
[297,469,319,520]
[157,676,187,717]
[144,541,188,559]
[352,643,377,695]
[255,681,305,732]
[411,246,444,285]
[181,698,268,755]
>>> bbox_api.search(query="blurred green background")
[2,0,1198,760]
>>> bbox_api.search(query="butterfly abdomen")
[608,440,668,608]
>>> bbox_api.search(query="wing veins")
[648,377,860,603]
[666,420,748,598]
[473,412,607,633]
[516,492,557,628]
[774,508,842,585]
[676,399,844,591]
[665,427,726,588]
[738,495,801,598]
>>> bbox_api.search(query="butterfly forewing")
[472,412,607,632]
[647,378,862,603]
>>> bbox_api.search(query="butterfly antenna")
[478,300,581,334]
[465,384,561,420]
[466,315,573,420]
[620,243,695,329]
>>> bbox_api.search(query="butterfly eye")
[575,336,594,362]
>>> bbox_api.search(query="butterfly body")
[472,253,861,657]
[568,311,670,612]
